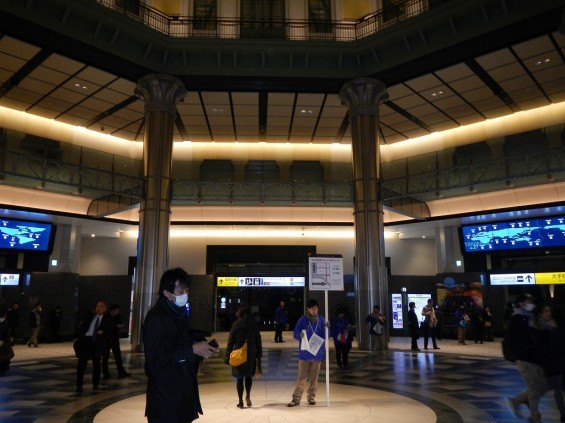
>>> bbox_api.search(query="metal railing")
[95,0,452,42]
[2,123,565,211]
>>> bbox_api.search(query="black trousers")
[274,323,285,342]
[76,338,102,388]
[102,338,127,376]
[422,325,438,348]
[334,343,351,368]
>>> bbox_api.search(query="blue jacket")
[294,314,326,361]
[330,316,353,346]
[275,306,287,325]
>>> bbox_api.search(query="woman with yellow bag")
[225,305,262,409]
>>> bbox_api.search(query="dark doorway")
[216,286,303,332]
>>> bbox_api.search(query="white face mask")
[523,303,535,312]
[0,318,5,323]
[173,293,188,307]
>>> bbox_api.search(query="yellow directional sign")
[217,276,238,287]
[535,272,565,285]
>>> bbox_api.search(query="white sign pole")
[325,289,330,407]
[308,255,343,409]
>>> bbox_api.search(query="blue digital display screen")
[461,216,565,253]
[0,218,55,252]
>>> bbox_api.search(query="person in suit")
[75,300,112,393]
[225,305,262,408]
[408,302,420,351]
[102,303,130,379]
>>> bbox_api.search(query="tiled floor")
[0,334,562,423]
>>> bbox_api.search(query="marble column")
[57,224,80,273]
[131,74,187,351]
[339,78,388,351]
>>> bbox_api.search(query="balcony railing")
[95,0,452,42]
[2,123,565,214]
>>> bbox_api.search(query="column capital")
[339,78,388,118]
[135,74,187,114]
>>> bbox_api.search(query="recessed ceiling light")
[430,91,444,97]
[300,109,313,114]
[534,58,551,66]
[212,108,224,113]
[74,83,88,90]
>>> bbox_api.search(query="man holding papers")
[287,298,328,407]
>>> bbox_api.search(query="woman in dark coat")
[225,305,262,408]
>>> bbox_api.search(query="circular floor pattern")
[95,381,437,423]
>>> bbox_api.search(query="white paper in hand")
[307,332,324,356]
[300,330,310,351]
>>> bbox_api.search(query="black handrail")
[95,0,453,42]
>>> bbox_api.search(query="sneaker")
[505,397,522,418]
[308,399,316,405]
[287,401,299,407]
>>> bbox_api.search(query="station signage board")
[490,273,536,286]
[489,272,565,285]
[217,276,305,287]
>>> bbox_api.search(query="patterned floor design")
[0,339,561,423]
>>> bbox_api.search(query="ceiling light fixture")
[534,58,551,66]
[430,91,444,97]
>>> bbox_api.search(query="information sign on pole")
[308,255,344,291]
[307,255,343,408]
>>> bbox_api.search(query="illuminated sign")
[0,273,19,286]
[461,215,565,253]
[217,276,305,288]
[535,272,565,285]
[408,294,431,324]
[391,293,403,329]
[217,277,238,287]
[0,218,56,252]
[490,273,536,286]
[489,272,565,285]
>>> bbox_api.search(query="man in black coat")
[143,268,219,423]
[408,302,420,351]
[75,300,112,393]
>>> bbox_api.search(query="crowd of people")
[505,293,565,423]
[2,270,563,423]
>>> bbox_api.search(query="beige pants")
[291,360,321,402]
[29,327,39,347]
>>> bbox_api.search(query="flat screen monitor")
[460,215,565,253]
[0,273,20,286]
[0,218,56,253]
